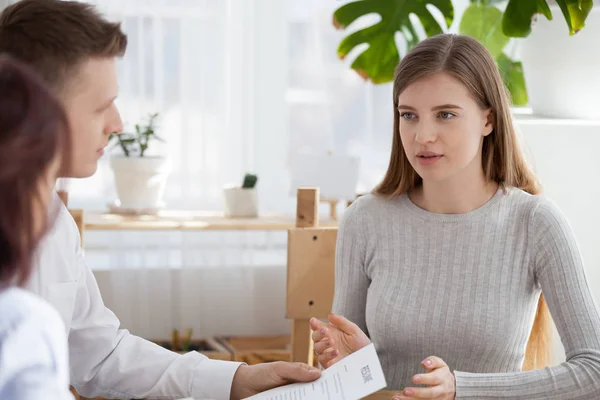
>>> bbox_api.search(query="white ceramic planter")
[223,187,258,218]
[110,156,171,210]
[519,7,600,119]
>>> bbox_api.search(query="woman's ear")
[483,108,494,137]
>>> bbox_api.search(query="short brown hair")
[0,0,127,92]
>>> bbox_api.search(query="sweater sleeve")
[331,199,371,336]
[454,198,600,399]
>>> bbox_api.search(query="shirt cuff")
[191,358,244,400]
[454,370,488,399]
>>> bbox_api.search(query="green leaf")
[496,52,528,106]
[140,143,148,157]
[242,173,258,189]
[459,3,510,58]
[503,0,593,37]
[117,138,131,157]
[470,0,506,5]
[502,0,552,37]
[555,0,593,35]
[118,137,137,144]
[113,112,162,157]
[333,0,453,83]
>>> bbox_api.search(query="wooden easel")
[321,198,339,220]
[287,187,336,367]
[286,187,395,399]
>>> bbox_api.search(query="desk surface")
[82,210,339,231]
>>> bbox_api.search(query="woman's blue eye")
[439,112,455,119]
[400,112,416,120]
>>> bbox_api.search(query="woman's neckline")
[399,186,507,223]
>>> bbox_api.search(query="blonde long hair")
[375,34,551,370]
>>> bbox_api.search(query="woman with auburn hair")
[310,33,600,399]
[0,55,73,399]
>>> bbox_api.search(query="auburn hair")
[0,55,71,286]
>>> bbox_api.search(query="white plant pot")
[223,187,258,218]
[110,156,171,210]
[519,7,600,119]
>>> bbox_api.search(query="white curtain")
[69,0,271,210]
[63,0,470,340]
[68,0,470,211]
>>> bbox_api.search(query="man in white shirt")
[0,1,320,399]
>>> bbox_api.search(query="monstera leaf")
[503,0,593,37]
[459,3,510,58]
[496,53,528,106]
[333,0,454,84]
[459,2,527,106]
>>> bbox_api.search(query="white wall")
[515,114,600,364]
[94,265,291,340]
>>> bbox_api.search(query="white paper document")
[242,343,387,400]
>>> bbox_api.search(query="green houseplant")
[517,1,600,119]
[332,0,594,107]
[223,173,259,218]
[108,112,171,211]
[109,112,164,157]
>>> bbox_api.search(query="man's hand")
[230,362,321,400]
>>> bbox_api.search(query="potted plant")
[332,0,595,116]
[223,173,259,218]
[516,1,600,119]
[108,112,171,211]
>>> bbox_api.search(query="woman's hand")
[392,356,456,400]
[309,313,371,369]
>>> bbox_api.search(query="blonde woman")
[310,33,600,399]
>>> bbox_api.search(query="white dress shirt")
[26,194,243,399]
[0,287,73,400]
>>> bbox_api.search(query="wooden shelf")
[83,210,339,231]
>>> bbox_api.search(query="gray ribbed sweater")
[332,187,600,398]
